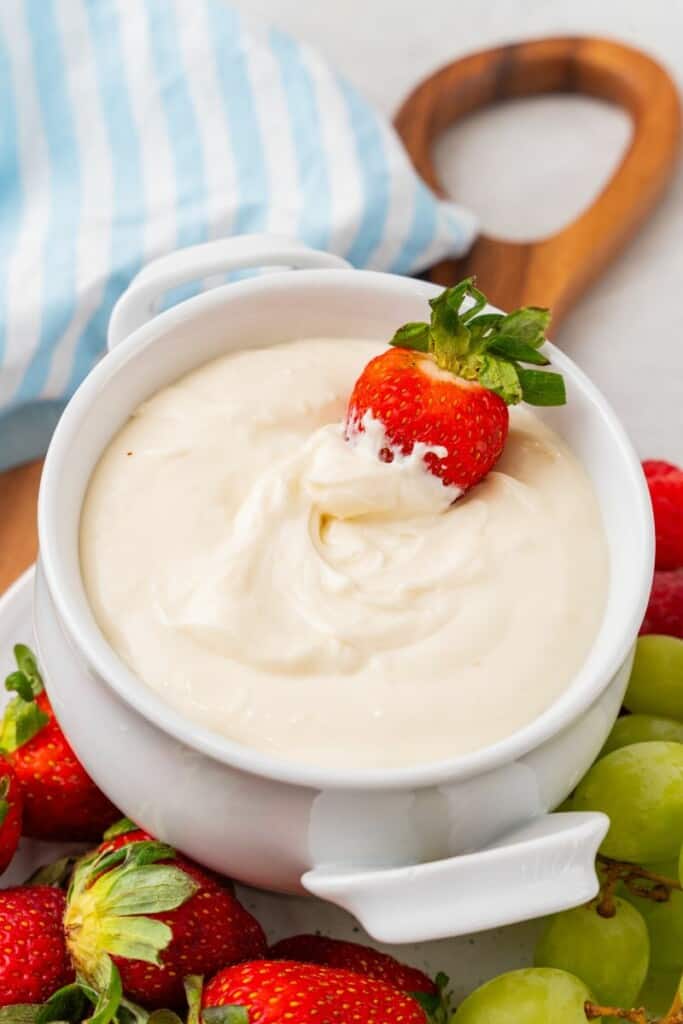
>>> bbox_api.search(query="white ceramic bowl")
[35,234,653,943]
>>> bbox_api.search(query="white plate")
[0,567,542,1002]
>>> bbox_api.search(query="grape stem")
[596,856,681,917]
[661,987,683,1024]
[584,1002,647,1023]
[585,988,683,1024]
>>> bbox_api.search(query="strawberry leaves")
[102,819,140,842]
[65,840,199,991]
[491,305,550,347]
[478,356,523,406]
[0,1008,42,1024]
[0,968,122,1024]
[391,279,566,407]
[202,1009,249,1024]
[13,644,43,688]
[410,972,452,1024]
[185,976,249,1024]
[25,855,78,889]
[184,977,203,1024]
[515,366,567,406]
[0,774,9,828]
[0,645,49,753]
[392,322,430,352]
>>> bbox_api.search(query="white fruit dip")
[80,338,608,769]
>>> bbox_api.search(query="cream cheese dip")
[80,338,609,769]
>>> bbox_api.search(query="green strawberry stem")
[0,972,117,1024]
[0,774,9,827]
[410,971,451,1024]
[0,1008,42,1024]
[184,977,203,1024]
[65,841,199,993]
[0,644,49,752]
[145,1012,186,1024]
[201,1010,248,1024]
[24,855,79,889]
[391,278,566,407]
[0,971,161,1024]
[102,818,139,842]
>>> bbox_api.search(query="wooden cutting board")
[0,36,679,596]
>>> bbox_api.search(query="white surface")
[234,0,683,462]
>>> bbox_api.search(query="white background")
[235,0,683,462]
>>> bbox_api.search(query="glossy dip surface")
[80,339,608,768]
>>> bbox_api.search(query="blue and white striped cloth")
[0,0,476,470]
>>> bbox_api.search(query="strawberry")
[64,831,266,1010]
[640,568,683,638]
[98,817,155,852]
[201,959,432,1023]
[0,757,22,874]
[0,885,74,1005]
[345,278,565,492]
[0,644,119,841]
[270,933,437,996]
[100,819,236,896]
[643,460,683,570]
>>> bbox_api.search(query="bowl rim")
[37,268,655,791]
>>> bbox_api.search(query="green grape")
[534,898,649,1007]
[621,862,683,972]
[679,843,682,885]
[572,742,683,863]
[637,968,682,1016]
[600,714,683,757]
[625,636,683,721]
[453,968,599,1023]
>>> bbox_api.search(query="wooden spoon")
[395,36,681,325]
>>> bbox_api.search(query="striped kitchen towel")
[0,0,476,470]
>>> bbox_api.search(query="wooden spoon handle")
[395,36,681,325]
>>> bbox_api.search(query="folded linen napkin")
[0,0,476,470]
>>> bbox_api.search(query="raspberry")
[643,460,683,570]
[640,569,683,639]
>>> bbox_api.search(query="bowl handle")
[302,811,608,943]
[107,234,351,351]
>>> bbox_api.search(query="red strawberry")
[0,757,22,874]
[640,569,683,638]
[270,933,436,996]
[345,279,565,492]
[0,644,119,841]
[202,959,431,1023]
[0,886,74,1005]
[98,819,155,852]
[643,460,683,570]
[100,818,236,893]
[64,832,266,1009]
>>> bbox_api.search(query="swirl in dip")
[80,338,608,769]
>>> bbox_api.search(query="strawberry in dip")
[80,281,608,769]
